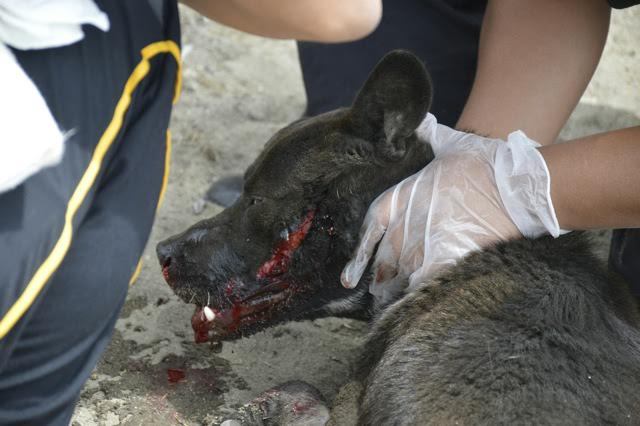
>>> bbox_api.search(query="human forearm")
[540,126,640,230]
[456,0,610,145]
[180,0,382,42]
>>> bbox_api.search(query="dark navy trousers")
[0,1,180,424]
[298,0,487,127]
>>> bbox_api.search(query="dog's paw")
[220,381,330,426]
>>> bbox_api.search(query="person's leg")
[298,0,487,126]
[0,0,180,423]
[610,230,640,297]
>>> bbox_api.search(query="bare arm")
[456,0,610,145]
[180,0,382,42]
[541,127,640,230]
[454,0,640,230]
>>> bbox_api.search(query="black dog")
[157,51,640,425]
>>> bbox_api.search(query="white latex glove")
[341,113,564,303]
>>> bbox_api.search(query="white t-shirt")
[0,0,110,193]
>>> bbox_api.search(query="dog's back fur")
[358,233,640,425]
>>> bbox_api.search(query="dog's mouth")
[187,210,316,343]
[191,281,294,343]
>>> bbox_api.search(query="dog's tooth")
[203,306,216,321]
[280,228,290,241]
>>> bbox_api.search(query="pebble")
[193,198,207,215]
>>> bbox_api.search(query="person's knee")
[48,260,131,341]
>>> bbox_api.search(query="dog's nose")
[156,240,175,268]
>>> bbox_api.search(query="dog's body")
[157,51,640,425]
[358,234,640,425]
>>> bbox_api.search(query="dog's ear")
[350,50,432,159]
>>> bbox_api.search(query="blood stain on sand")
[167,368,186,383]
[165,364,222,394]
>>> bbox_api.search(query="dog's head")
[157,51,434,343]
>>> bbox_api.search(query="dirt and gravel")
[72,6,639,426]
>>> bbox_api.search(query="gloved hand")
[340,113,565,303]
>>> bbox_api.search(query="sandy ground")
[72,6,639,426]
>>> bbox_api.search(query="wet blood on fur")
[162,266,172,286]
[191,304,254,342]
[167,368,186,383]
[256,211,315,280]
[225,280,235,297]
[191,210,315,343]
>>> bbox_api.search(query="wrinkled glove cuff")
[494,131,567,239]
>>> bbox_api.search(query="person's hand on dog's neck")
[340,114,559,302]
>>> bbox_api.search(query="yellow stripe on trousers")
[128,128,172,287]
[0,41,182,339]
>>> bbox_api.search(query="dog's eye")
[249,197,264,206]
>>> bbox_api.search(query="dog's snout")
[156,239,175,267]
[157,217,232,292]
[156,226,212,268]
